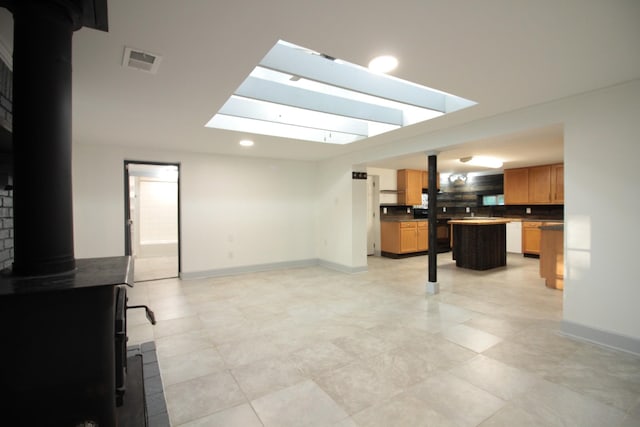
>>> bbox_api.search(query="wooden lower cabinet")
[522,221,542,255]
[381,221,428,256]
[417,222,428,251]
[540,225,564,289]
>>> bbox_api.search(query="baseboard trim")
[318,259,368,274]
[560,320,640,356]
[180,259,318,280]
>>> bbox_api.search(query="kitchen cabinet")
[540,224,564,290]
[397,169,439,206]
[504,168,529,204]
[529,165,552,203]
[551,164,564,203]
[421,171,440,191]
[397,169,422,206]
[381,220,428,256]
[504,163,564,205]
[417,221,428,251]
[522,221,542,256]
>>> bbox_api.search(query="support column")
[426,152,439,294]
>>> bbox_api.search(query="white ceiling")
[3,1,639,172]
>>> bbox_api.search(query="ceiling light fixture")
[459,156,503,168]
[368,55,398,73]
[239,139,254,147]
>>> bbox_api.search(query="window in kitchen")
[205,40,476,144]
[482,194,505,206]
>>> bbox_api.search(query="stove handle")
[127,304,156,325]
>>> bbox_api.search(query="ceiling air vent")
[122,47,162,74]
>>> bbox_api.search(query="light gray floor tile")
[315,356,407,414]
[441,323,503,353]
[251,379,349,427]
[231,355,307,400]
[352,393,458,427]
[507,379,626,427]
[155,329,214,359]
[177,403,262,427]
[289,341,356,378]
[619,399,640,427]
[408,371,506,426]
[449,354,541,400]
[332,330,397,359]
[153,315,204,339]
[165,371,246,425]
[544,358,640,412]
[158,347,227,386]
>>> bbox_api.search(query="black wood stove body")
[0,1,147,425]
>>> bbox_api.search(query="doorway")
[124,161,180,282]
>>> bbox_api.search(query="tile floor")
[126,253,640,426]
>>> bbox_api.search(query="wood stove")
[0,1,151,425]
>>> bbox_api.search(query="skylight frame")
[206,40,476,144]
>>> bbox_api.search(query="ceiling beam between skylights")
[235,77,403,126]
[218,96,370,137]
[261,42,448,112]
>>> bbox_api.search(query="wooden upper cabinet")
[528,165,552,204]
[421,171,440,190]
[551,164,564,204]
[504,163,564,205]
[397,169,422,206]
[504,168,529,204]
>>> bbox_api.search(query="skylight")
[206,40,476,144]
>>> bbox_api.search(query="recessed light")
[239,139,254,147]
[368,55,398,73]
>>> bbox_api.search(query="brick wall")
[0,188,12,269]
[0,58,12,270]
[0,58,11,131]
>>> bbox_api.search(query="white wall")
[315,79,640,347]
[367,167,398,205]
[562,81,640,340]
[73,144,317,276]
[314,157,362,271]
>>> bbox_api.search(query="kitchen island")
[448,219,511,270]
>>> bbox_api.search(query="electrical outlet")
[465,207,470,213]
[383,207,388,214]
[406,207,411,214]
[526,207,531,214]
[442,207,446,213]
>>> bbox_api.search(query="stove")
[413,209,451,253]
